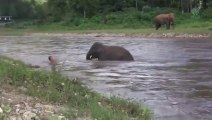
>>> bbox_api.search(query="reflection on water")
[0,36,212,120]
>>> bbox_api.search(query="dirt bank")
[29,32,212,38]
[0,86,67,120]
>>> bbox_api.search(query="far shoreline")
[28,32,212,38]
[1,27,211,38]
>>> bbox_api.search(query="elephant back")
[107,46,134,61]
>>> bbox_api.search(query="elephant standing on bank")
[86,42,134,61]
[154,13,175,30]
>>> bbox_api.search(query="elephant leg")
[166,22,170,29]
[171,22,175,29]
[156,23,161,30]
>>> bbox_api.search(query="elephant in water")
[154,13,175,30]
[86,42,134,61]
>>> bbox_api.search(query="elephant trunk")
[86,54,90,60]
[86,52,92,60]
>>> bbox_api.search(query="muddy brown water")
[0,35,212,120]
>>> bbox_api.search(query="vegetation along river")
[0,35,212,120]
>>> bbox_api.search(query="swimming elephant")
[154,13,175,30]
[86,42,134,61]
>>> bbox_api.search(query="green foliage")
[0,0,211,30]
[0,0,33,19]
[47,0,67,21]
[191,8,200,18]
[201,7,212,19]
[0,0,210,23]
[34,2,48,20]
[142,5,151,12]
[50,115,58,120]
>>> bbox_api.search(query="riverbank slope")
[0,56,150,120]
[0,27,211,38]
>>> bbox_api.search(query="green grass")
[1,26,211,37]
[0,56,150,120]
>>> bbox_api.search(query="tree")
[202,0,208,9]
[0,0,35,18]
[47,0,67,21]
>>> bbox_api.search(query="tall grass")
[0,56,150,120]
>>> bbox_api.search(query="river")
[0,35,212,120]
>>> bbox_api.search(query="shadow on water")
[0,36,212,120]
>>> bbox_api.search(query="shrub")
[191,8,200,18]
[142,5,151,12]
[201,7,212,19]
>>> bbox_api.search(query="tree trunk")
[181,0,184,13]
[190,0,192,12]
[202,0,207,9]
[83,7,86,18]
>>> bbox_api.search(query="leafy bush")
[105,12,123,25]
[142,5,151,12]
[191,8,200,18]
[201,7,212,19]
[90,16,102,23]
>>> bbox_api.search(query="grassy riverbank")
[0,56,150,120]
[1,19,211,37]
[1,27,211,38]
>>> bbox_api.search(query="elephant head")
[167,13,175,28]
[86,42,102,60]
[86,42,134,61]
[154,13,175,30]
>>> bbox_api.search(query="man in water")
[48,55,58,72]
[48,56,57,65]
